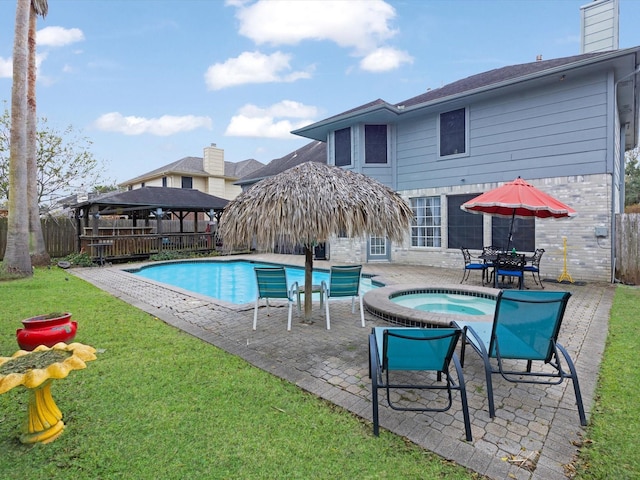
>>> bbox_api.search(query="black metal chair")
[460,247,488,285]
[494,253,526,289]
[481,245,503,284]
[524,248,545,288]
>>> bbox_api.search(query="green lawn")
[1,268,638,479]
[573,285,640,479]
[0,268,476,479]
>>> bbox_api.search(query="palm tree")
[4,0,32,276]
[27,0,49,266]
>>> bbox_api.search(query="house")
[119,144,263,200]
[293,0,639,283]
[235,140,326,190]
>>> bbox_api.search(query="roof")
[293,48,640,144]
[70,186,229,214]
[236,140,327,187]
[396,52,608,108]
[225,158,264,178]
[119,156,264,186]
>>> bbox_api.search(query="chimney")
[203,143,224,175]
[580,0,619,53]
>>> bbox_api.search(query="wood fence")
[0,217,77,259]
[615,214,640,285]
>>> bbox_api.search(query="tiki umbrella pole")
[303,246,314,323]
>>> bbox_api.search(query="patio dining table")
[478,251,534,289]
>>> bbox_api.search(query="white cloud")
[0,53,48,79]
[238,100,318,119]
[225,100,318,138]
[359,47,413,72]
[204,50,312,90]
[0,57,12,78]
[234,0,397,53]
[93,112,212,136]
[37,26,85,47]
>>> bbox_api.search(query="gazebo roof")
[71,187,229,215]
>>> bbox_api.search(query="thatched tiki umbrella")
[218,162,413,323]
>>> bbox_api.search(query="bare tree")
[0,109,108,210]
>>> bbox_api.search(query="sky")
[1,0,640,186]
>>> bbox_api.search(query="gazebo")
[70,187,229,263]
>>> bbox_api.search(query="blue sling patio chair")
[452,290,587,426]
[254,267,299,331]
[368,327,472,441]
[320,265,365,330]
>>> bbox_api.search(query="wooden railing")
[80,232,217,262]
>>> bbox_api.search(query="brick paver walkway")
[71,253,614,480]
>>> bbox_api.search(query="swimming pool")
[128,260,376,305]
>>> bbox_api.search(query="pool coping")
[363,283,498,327]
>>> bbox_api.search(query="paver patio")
[71,253,613,480]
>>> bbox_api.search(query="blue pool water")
[129,260,375,305]
[391,293,496,316]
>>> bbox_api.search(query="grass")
[2,268,638,479]
[573,285,640,479]
[0,267,477,480]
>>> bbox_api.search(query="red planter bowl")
[16,313,78,351]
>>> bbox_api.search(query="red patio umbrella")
[461,177,577,250]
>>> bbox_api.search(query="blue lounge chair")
[320,265,365,330]
[452,290,587,426]
[368,327,472,441]
[254,267,298,331]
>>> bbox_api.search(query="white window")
[411,197,441,247]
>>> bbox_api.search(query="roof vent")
[536,54,543,62]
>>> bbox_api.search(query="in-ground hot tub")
[363,284,498,327]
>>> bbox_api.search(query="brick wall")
[329,173,613,283]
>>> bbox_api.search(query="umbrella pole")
[304,246,313,323]
[506,211,515,251]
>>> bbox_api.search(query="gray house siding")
[393,71,611,191]
[341,124,396,187]
[294,47,639,284]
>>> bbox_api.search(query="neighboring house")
[293,0,639,283]
[119,144,263,200]
[236,140,326,190]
